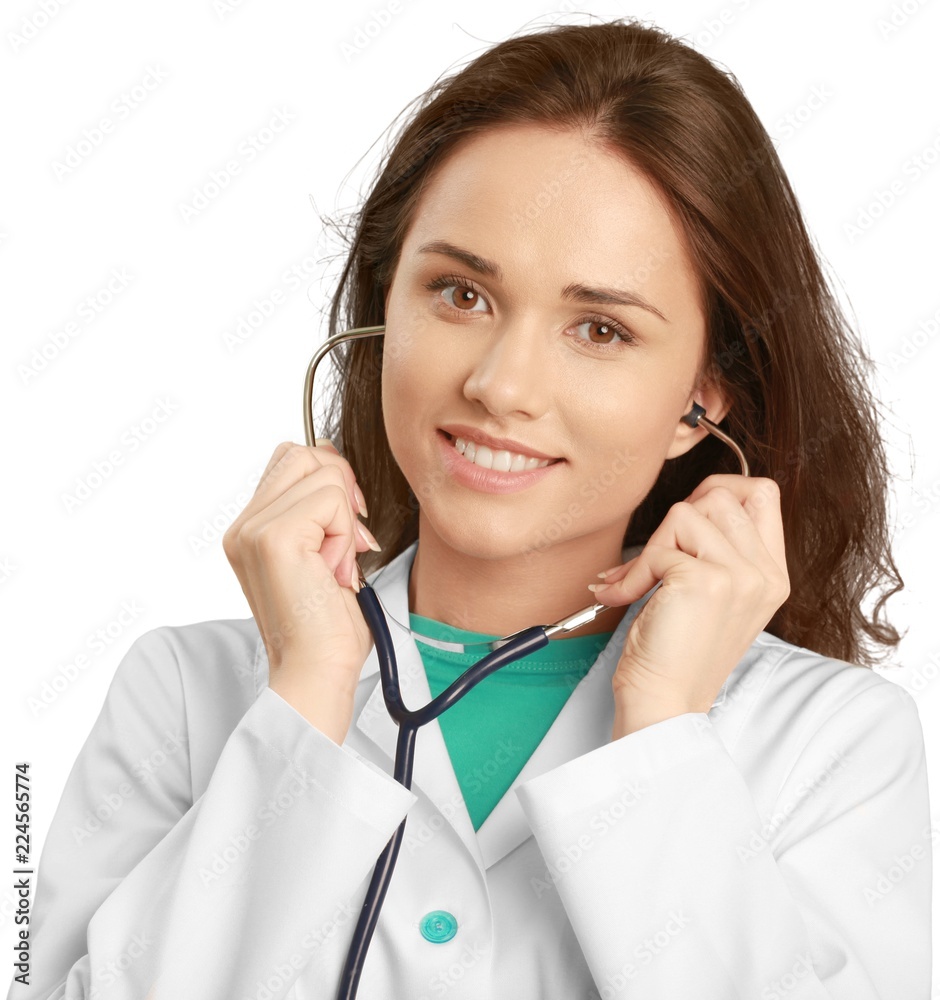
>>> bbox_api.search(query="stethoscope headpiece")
[680,401,706,427]
[304,326,748,476]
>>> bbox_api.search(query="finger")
[243,466,367,588]
[314,439,368,518]
[254,443,364,520]
[589,543,699,606]
[685,475,786,579]
[589,503,750,605]
[594,484,772,588]
[592,478,786,594]
[684,486,775,572]
[311,438,369,517]
[594,554,638,585]
[259,440,296,482]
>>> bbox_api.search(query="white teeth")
[453,436,552,471]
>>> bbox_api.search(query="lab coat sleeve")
[8,625,418,1000]
[514,676,931,1000]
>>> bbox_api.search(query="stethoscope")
[303,324,750,1000]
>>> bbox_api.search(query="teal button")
[419,910,458,943]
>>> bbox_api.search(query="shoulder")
[713,630,923,782]
[108,616,265,795]
[148,615,265,691]
[740,629,916,722]
[115,616,263,702]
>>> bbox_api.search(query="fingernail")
[353,483,369,517]
[587,583,610,593]
[351,573,361,593]
[357,521,382,552]
[596,571,608,579]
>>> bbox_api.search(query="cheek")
[381,330,437,462]
[382,329,429,409]
[561,363,678,437]
[567,372,686,487]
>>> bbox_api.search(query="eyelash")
[422,273,637,351]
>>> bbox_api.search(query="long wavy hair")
[314,17,903,669]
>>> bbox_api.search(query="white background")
[2,0,938,982]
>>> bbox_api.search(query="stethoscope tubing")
[305,324,750,999]
[336,585,550,999]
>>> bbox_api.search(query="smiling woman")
[334,36,901,670]
[15,15,929,1000]
[379,127,718,640]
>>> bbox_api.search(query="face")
[381,123,725,563]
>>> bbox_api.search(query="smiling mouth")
[441,430,564,471]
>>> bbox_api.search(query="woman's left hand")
[589,475,790,736]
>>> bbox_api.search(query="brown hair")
[315,17,904,669]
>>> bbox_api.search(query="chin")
[418,506,546,561]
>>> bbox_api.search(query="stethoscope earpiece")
[304,330,747,475]
[302,327,751,998]
[680,401,707,427]
[679,401,749,477]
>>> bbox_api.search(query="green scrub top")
[409,612,614,832]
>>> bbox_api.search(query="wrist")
[269,672,356,746]
[611,689,697,740]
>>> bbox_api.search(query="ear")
[665,379,732,461]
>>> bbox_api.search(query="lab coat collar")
[349,540,673,873]
[249,540,736,871]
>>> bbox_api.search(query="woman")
[14,18,929,1000]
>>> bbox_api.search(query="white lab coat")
[9,539,931,1000]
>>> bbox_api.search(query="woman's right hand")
[222,440,382,743]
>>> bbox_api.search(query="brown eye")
[451,285,480,310]
[423,274,490,315]
[588,321,618,344]
[572,316,636,351]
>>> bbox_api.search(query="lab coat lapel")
[473,592,650,869]
[353,543,487,871]
[472,588,736,870]
[350,541,656,874]
[257,539,734,875]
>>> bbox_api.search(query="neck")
[407,514,630,639]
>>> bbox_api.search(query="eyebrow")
[415,239,670,324]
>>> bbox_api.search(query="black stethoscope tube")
[336,583,550,1000]
[305,326,751,998]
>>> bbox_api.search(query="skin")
[375,123,789,738]
[228,122,787,744]
[380,123,730,642]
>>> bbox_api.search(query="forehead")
[400,124,702,307]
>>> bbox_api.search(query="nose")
[460,319,552,419]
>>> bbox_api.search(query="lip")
[436,429,564,495]
[439,424,561,462]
